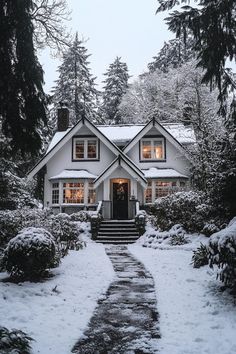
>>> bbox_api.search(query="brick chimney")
[57,102,69,131]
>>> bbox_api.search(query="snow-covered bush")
[151,191,218,233]
[0,326,33,354]
[70,211,91,222]
[0,209,85,251]
[141,224,190,248]
[208,220,236,289]
[192,243,209,268]
[1,227,58,279]
[0,209,51,247]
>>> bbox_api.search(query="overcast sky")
[39,0,174,93]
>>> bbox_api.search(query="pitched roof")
[46,123,195,153]
[94,154,147,188]
[28,117,193,179]
[28,117,123,179]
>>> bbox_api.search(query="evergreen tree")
[157,0,236,217]
[148,35,195,73]
[102,57,129,124]
[0,0,47,156]
[52,33,98,126]
[156,0,236,120]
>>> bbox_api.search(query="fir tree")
[148,35,195,73]
[0,0,47,156]
[102,57,129,124]
[52,33,98,126]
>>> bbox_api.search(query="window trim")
[144,179,186,204]
[52,182,59,205]
[139,135,166,162]
[72,135,100,161]
[51,179,97,206]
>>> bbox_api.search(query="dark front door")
[113,182,128,219]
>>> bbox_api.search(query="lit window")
[141,138,164,160]
[63,182,84,204]
[88,182,96,204]
[145,180,152,203]
[155,181,177,199]
[52,182,59,204]
[73,138,98,160]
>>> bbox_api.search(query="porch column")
[103,178,110,200]
[102,178,111,219]
[130,179,138,199]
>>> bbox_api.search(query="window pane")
[52,189,59,204]
[87,140,97,158]
[75,141,84,159]
[154,141,163,159]
[145,188,152,203]
[52,182,59,189]
[142,141,152,159]
[63,188,84,204]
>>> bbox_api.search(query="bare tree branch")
[31,0,71,53]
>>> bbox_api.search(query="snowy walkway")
[72,245,160,354]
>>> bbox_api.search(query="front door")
[113,182,128,219]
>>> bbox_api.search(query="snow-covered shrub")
[192,243,209,268]
[141,224,190,248]
[169,224,189,245]
[208,220,236,289]
[201,223,220,237]
[0,209,51,247]
[2,227,58,279]
[0,209,85,252]
[152,191,217,233]
[70,211,91,222]
[0,326,33,354]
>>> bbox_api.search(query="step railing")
[134,201,146,236]
[91,201,103,240]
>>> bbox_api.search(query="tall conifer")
[0,0,47,156]
[102,57,129,124]
[52,33,98,126]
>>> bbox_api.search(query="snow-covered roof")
[49,170,98,180]
[98,123,195,145]
[46,123,195,154]
[47,128,71,153]
[97,125,144,143]
[141,167,188,179]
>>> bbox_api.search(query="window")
[88,182,96,204]
[144,180,180,203]
[63,182,84,204]
[141,138,165,160]
[145,180,152,203]
[73,137,98,160]
[52,182,59,204]
[155,181,173,198]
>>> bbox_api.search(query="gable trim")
[27,117,123,179]
[94,154,147,189]
[123,118,191,162]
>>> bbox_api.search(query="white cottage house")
[28,107,195,220]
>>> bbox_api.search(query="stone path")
[72,245,160,354]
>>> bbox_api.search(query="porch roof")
[94,155,147,189]
[49,169,98,180]
[141,167,188,179]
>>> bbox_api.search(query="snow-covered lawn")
[129,244,236,354]
[0,243,115,354]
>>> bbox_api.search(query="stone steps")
[96,220,140,244]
